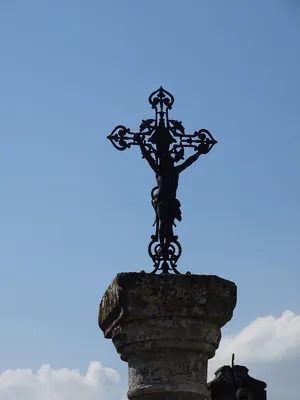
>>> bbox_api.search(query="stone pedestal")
[207,366,236,400]
[99,273,236,400]
[208,365,267,400]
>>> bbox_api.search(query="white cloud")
[209,310,300,374]
[0,361,125,400]
[209,310,300,400]
[1,311,300,400]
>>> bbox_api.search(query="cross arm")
[107,124,158,172]
[174,128,217,151]
[107,125,138,151]
[107,119,157,152]
[175,129,217,173]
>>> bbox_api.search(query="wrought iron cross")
[107,87,217,274]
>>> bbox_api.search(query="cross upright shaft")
[107,87,217,274]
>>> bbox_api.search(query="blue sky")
[0,0,299,396]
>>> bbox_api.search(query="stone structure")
[208,364,267,400]
[101,88,268,399]
[99,272,236,399]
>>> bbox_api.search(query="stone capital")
[99,273,237,399]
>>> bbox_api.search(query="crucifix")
[107,87,217,274]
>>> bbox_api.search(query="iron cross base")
[148,233,185,274]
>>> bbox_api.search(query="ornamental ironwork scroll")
[107,87,217,274]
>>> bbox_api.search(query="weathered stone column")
[99,273,236,400]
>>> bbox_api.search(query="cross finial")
[107,88,217,273]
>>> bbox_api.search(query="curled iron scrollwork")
[107,125,133,151]
[148,86,174,112]
[148,238,182,274]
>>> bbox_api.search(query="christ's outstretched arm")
[176,144,209,174]
[139,143,157,172]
